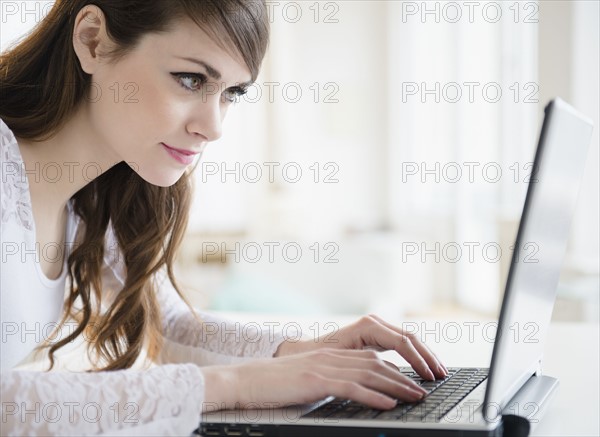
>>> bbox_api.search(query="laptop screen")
[483,98,593,419]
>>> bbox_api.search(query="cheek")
[108,81,179,146]
[130,78,191,137]
[87,70,158,144]
[129,83,170,133]
[88,65,190,167]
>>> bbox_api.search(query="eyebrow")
[175,56,253,88]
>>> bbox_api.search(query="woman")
[0,0,447,434]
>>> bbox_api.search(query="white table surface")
[214,311,600,437]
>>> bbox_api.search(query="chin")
[135,170,185,188]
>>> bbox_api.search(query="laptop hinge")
[501,374,559,434]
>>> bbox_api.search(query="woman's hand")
[274,314,448,381]
[201,348,429,412]
[201,314,448,413]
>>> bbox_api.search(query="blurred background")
[2,1,598,322]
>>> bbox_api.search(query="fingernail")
[411,383,426,393]
[437,364,447,376]
[427,369,435,380]
[413,390,425,400]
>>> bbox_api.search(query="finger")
[311,350,427,394]
[317,367,426,403]
[382,360,399,372]
[357,321,436,380]
[368,314,447,379]
[330,378,398,410]
[406,338,447,379]
[407,338,447,378]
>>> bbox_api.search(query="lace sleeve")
[100,221,292,366]
[154,269,291,366]
[0,363,204,436]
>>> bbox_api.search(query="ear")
[72,5,113,75]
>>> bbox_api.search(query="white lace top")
[0,118,288,435]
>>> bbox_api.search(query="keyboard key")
[376,410,406,420]
[351,409,383,419]
[302,368,489,423]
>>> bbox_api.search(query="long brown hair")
[0,0,269,371]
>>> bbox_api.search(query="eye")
[172,72,207,93]
[222,86,248,104]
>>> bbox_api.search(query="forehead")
[140,17,251,84]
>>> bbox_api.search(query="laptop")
[197,98,594,437]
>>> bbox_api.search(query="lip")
[161,143,198,165]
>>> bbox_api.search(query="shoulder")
[0,117,11,134]
[0,118,35,230]
[0,117,17,146]
[0,118,22,177]
[0,117,25,183]
[0,117,19,161]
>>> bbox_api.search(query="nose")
[186,94,224,142]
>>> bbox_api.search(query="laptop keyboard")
[303,367,488,422]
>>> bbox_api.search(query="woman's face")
[76,12,252,187]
